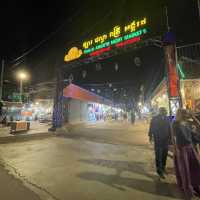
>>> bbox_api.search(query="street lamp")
[17,71,28,102]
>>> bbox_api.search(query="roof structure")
[63,83,112,105]
[148,78,167,100]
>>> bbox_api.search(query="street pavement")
[0,121,52,144]
[0,121,50,138]
[0,121,182,200]
[0,164,40,200]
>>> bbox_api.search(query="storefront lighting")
[157,97,161,102]
[181,88,185,98]
[141,106,149,113]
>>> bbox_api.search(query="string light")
[177,63,185,79]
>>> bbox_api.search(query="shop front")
[63,84,114,124]
[150,78,200,114]
[3,101,23,122]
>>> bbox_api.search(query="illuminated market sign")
[64,17,148,62]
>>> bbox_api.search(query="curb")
[0,131,55,144]
[55,123,86,134]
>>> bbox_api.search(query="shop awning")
[150,78,167,100]
[63,84,112,105]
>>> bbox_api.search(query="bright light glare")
[157,97,161,102]
[141,106,149,113]
[162,94,167,99]
[18,71,28,80]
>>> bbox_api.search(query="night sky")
[0,0,199,99]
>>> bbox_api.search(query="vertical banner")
[164,44,181,116]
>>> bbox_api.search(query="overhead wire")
[10,7,84,66]
[31,8,114,76]
[10,5,114,71]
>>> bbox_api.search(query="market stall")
[150,78,200,113]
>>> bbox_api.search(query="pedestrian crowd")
[149,107,200,200]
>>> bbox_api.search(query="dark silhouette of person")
[0,100,3,117]
[148,107,171,179]
[131,111,135,124]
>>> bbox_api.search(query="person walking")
[0,100,4,120]
[173,109,200,199]
[131,110,135,124]
[148,107,171,179]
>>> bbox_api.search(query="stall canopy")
[63,83,112,106]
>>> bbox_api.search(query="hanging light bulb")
[95,63,102,71]
[69,74,74,83]
[82,70,87,78]
[134,57,141,67]
[115,62,119,71]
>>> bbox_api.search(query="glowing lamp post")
[17,71,28,102]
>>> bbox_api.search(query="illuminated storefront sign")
[64,17,148,62]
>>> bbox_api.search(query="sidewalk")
[0,121,53,144]
[0,164,40,200]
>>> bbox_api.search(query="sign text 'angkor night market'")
[64,17,148,62]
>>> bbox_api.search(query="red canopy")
[63,84,112,105]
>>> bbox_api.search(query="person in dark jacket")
[173,109,200,199]
[190,124,200,153]
[148,107,171,179]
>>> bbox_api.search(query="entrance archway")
[51,16,181,129]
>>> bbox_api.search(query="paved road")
[0,121,182,200]
[0,164,40,200]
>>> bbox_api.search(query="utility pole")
[197,0,200,20]
[20,79,23,102]
[0,59,5,100]
[163,6,182,116]
[164,6,170,32]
